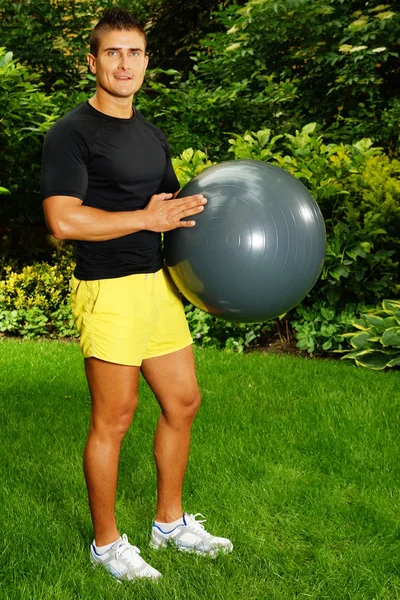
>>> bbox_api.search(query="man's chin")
[112,90,135,99]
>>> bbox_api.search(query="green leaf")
[359,242,372,253]
[181,148,194,162]
[382,327,400,348]
[387,356,400,368]
[363,314,386,332]
[341,349,364,360]
[351,319,370,331]
[350,331,373,349]
[346,245,366,260]
[383,317,399,329]
[382,300,400,312]
[0,51,13,68]
[302,123,317,135]
[354,351,391,370]
[329,266,349,280]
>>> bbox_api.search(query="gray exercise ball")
[164,160,326,323]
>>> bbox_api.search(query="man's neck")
[89,92,134,119]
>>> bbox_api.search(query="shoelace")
[185,514,215,540]
[115,535,142,567]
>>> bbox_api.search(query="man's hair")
[90,7,147,56]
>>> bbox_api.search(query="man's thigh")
[140,346,199,409]
[85,358,141,423]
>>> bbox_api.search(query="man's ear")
[87,53,96,74]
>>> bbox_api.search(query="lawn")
[1,339,400,600]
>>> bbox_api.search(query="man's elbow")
[43,196,81,241]
[52,227,69,241]
[44,216,70,241]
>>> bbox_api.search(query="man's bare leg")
[141,345,200,523]
[84,358,140,546]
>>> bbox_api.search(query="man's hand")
[143,192,207,232]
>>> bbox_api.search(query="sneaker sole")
[91,555,161,582]
[150,538,233,557]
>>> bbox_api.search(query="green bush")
[318,211,398,306]
[185,304,271,352]
[0,49,59,224]
[291,301,371,355]
[1,126,399,356]
[172,148,216,187]
[139,1,400,157]
[0,245,77,339]
[340,300,400,370]
[345,154,400,260]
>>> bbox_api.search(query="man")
[41,7,232,583]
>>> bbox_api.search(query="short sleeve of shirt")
[156,135,180,195]
[41,121,90,201]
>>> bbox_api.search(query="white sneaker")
[150,513,233,556]
[90,534,162,581]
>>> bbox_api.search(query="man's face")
[87,29,149,99]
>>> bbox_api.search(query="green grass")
[1,339,400,600]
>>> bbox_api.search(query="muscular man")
[41,7,232,583]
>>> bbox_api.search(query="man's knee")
[91,402,137,442]
[163,387,201,426]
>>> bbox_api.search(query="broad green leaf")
[351,319,371,331]
[329,266,349,280]
[382,327,400,348]
[302,123,317,135]
[181,148,194,162]
[362,314,385,332]
[387,355,400,367]
[383,317,399,329]
[0,51,13,68]
[355,351,391,370]
[350,331,373,349]
[383,300,400,312]
[359,242,372,253]
[341,349,365,360]
[346,245,366,260]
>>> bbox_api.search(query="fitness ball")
[164,160,326,322]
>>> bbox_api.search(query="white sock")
[154,515,185,532]
[94,536,122,555]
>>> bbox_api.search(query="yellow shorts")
[71,268,192,366]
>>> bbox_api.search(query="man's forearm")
[43,198,148,241]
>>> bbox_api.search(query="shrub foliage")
[0,1,399,366]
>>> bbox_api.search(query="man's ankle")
[155,510,184,524]
[94,530,121,547]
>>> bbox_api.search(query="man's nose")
[118,54,129,68]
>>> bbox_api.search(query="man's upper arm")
[42,195,83,238]
[41,121,89,202]
[41,119,90,237]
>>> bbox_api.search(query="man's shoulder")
[135,111,168,144]
[46,103,98,141]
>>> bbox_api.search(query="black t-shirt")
[41,102,180,280]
